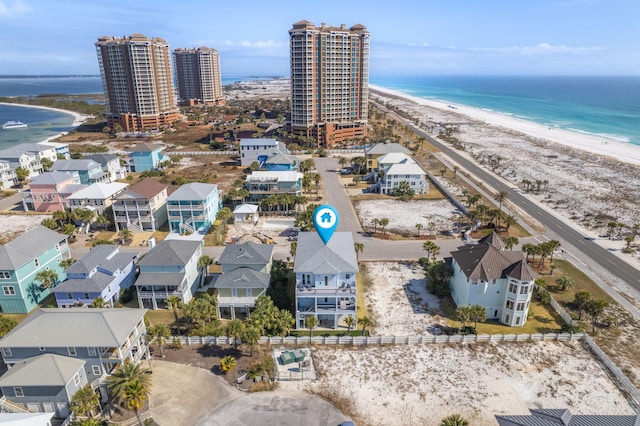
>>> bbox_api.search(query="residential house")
[128,143,168,172]
[214,242,274,319]
[0,354,87,418]
[232,204,259,224]
[0,412,56,425]
[245,171,303,202]
[0,308,148,402]
[365,142,411,172]
[375,153,429,195]
[447,232,535,327]
[135,240,203,309]
[21,171,85,212]
[293,232,358,329]
[9,143,58,165]
[84,153,128,181]
[67,182,128,215]
[166,182,220,234]
[0,160,16,189]
[51,159,108,185]
[0,150,43,180]
[51,245,136,308]
[41,141,71,160]
[239,138,283,167]
[263,149,300,171]
[0,226,70,314]
[112,178,168,232]
[496,408,640,425]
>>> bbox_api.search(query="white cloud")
[469,42,603,56]
[0,0,31,18]
[407,42,430,47]
[192,39,285,49]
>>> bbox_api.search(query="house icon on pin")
[321,212,332,223]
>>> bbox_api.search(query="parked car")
[340,168,352,175]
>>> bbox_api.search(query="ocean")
[369,75,640,146]
[1,75,638,148]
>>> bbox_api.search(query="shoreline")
[0,102,88,145]
[370,84,640,167]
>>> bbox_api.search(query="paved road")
[373,102,640,292]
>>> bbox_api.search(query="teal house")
[0,226,70,314]
[128,142,169,172]
[167,182,220,234]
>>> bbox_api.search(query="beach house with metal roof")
[239,138,284,167]
[0,353,87,418]
[214,242,274,319]
[84,153,128,181]
[375,152,429,195]
[0,308,148,401]
[51,159,108,185]
[67,182,128,215]
[365,142,411,171]
[0,149,43,180]
[21,171,85,212]
[0,160,15,189]
[51,245,136,308]
[447,232,535,327]
[135,240,203,309]
[0,226,70,314]
[293,232,358,330]
[244,170,303,201]
[127,143,169,172]
[112,178,168,232]
[166,182,220,234]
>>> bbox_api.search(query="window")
[68,347,77,357]
[73,374,80,386]
[67,293,73,299]
[34,258,39,267]
[505,315,510,324]
[515,316,521,325]
[508,283,517,293]
[345,274,351,280]
[83,293,90,300]
[505,300,514,310]
[39,347,46,351]
[2,286,15,296]
[13,387,23,397]
[0,271,10,279]
[92,365,101,376]
[517,302,526,311]
[520,285,529,295]
[88,347,97,356]
[2,347,12,357]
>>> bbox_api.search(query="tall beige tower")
[95,34,179,132]
[289,20,370,147]
[174,47,224,106]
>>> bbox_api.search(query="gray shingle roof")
[65,245,132,275]
[294,232,358,274]
[218,242,273,268]
[138,240,200,267]
[496,408,639,426]
[0,226,67,270]
[365,142,411,156]
[51,272,115,294]
[450,239,535,282]
[0,354,85,387]
[135,272,186,287]
[167,182,218,201]
[29,171,76,185]
[0,308,146,348]
[213,268,270,289]
[83,153,118,165]
[51,159,99,171]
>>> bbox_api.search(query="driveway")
[149,361,349,426]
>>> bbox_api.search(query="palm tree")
[555,275,575,291]
[243,325,261,356]
[574,291,591,320]
[71,385,100,418]
[585,299,609,332]
[197,255,213,287]
[220,355,236,373]
[305,315,318,345]
[422,241,440,263]
[59,257,77,269]
[427,221,436,238]
[41,218,58,230]
[469,305,486,331]
[166,296,182,335]
[35,269,58,290]
[495,190,508,211]
[455,306,472,330]
[501,236,519,250]
[467,194,481,209]
[415,223,424,237]
[344,315,355,336]
[148,324,170,358]
[440,414,469,426]
[371,218,380,234]
[379,217,389,236]
[353,242,364,259]
[227,319,245,349]
[289,241,297,260]
[108,361,151,426]
[90,297,109,308]
[357,316,372,336]
[118,228,133,244]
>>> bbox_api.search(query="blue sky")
[0,0,638,76]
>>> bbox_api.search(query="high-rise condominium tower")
[174,47,224,106]
[289,20,370,147]
[95,34,179,133]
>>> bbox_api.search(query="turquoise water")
[0,104,76,149]
[369,75,640,146]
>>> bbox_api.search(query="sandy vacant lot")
[0,214,48,243]
[355,199,460,236]
[299,342,633,426]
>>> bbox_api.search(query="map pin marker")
[313,205,339,245]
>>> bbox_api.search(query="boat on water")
[2,121,28,129]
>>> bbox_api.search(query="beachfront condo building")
[289,20,370,147]
[95,34,180,133]
[174,46,224,106]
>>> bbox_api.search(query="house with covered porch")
[293,232,358,330]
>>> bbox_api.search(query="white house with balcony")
[375,152,429,195]
[447,232,535,327]
[166,183,220,234]
[239,138,284,167]
[293,232,358,330]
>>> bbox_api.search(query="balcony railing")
[137,289,183,299]
[296,285,356,295]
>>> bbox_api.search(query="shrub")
[119,288,133,304]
